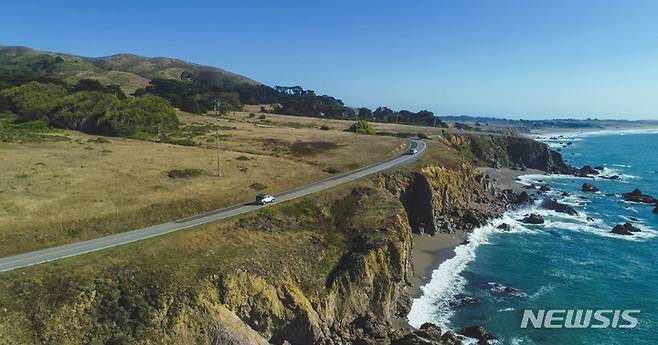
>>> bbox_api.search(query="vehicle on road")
[255,194,275,205]
[406,148,418,155]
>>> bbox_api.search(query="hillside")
[0,45,261,95]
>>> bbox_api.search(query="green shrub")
[104,94,178,137]
[0,81,68,120]
[236,155,251,161]
[258,114,267,120]
[348,120,376,135]
[14,119,49,131]
[320,125,331,130]
[167,168,204,179]
[417,132,430,140]
[1,82,179,139]
[49,91,120,131]
[248,113,256,118]
[88,137,111,144]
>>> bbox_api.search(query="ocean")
[408,130,658,344]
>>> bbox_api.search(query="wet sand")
[410,167,538,296]
[411,232,464,296]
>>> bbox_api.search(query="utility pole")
[214,97,223,178]
[215,127,221,178]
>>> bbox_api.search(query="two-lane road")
[0,140,426,272]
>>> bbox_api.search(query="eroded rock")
[521,213,544,224]
[582,183,599,192]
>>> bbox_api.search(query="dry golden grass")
[0,112,406,256]
[239,106,456,137]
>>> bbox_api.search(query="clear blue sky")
[3,0,658,120]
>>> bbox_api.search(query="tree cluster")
[0,81,177,137]
[134,78,244,114]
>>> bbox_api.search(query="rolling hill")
[0,45,260,95]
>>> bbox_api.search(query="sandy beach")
[410,167,539,297]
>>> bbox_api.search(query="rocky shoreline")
[389,166,538,345]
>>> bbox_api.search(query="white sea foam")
[497,307,516,312]
[528,284,555,300]
[511,337,528,345]
[407,210,532,329]
[406,223,491,328]
[534,128,658,139]
[408,166,655,335]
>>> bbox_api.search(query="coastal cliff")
[444,133,573,173]
[0,137,558,345]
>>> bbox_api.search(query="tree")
[357,107,372,119]
[103,94,178,137]
[373,107,394,122]
[218,91,242,112]
[0,81,68,121]
[49,91,120,131]
[73,79,126,99]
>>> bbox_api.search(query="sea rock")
[522,213,544,224]
[541,199,578,216]
[440,331,463,345]
[654,205,658,214]
[624,223,641,232]
[582,183,599,192]
[604,175,620,180]
[594,166,605,170]
[497,223,512,231]
[622,189,658,204]
[514,191,534,205]
[576,165,599,177]
[450,295,480,308]
[488,282,527,298]
[561,191,570,197]
[391,323,446,345]
[419,323,443,340]
[460,326,497,344]
[539,184,551,192]
[611,223,641,236]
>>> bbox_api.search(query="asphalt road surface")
[0,140,426,272]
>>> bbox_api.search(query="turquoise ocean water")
[408,130,658,344]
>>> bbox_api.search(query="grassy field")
[0,111,406,256]
[0,130,471,344]
[0,177,407,344]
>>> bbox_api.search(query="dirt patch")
[289,141,339,156]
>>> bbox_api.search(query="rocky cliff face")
[446,133,574,174]
[378,164,517,236]
[210,188,416,345]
